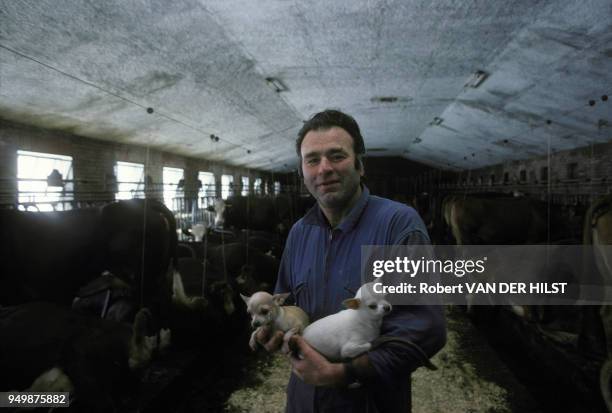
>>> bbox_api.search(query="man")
[260,109,446,412]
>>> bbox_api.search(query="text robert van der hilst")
[370,257,568,295]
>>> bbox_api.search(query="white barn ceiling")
[0,0,610,171]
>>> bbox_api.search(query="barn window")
[17,150,74,211]
[489,174,495,186]
[198,171,216,208]
[540,167,548,182]
[163,167,184,211]
[253,178,263,195]
[221,174,234,199]
[115,161,145,200]
[274,181,281,195]
[519,170,527,183]
[567,163,578,180]
[241,176,249,196]
[503,172,509,184]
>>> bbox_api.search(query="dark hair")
[296,109,366,159]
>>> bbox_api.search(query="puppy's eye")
[368,304,377,310]
[261,308,269,315]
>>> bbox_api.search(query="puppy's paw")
[281,340,290,355]
[249,331,259,351]
[283,327,299,342]
[282,340,304,359]
[159,328,172,353]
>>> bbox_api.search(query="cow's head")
[191,223,206,242]
[210,280,235,315]
[213,198,226,227]
[128,308,156,371]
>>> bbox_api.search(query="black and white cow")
[212,194,314,237]
[0,302,166,411]
[0,199,177,324]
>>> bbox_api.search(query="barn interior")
[0,0,611,412]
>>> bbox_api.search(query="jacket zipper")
[322,228,333,313]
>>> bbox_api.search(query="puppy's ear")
[240,293,251,306]
[342,298,361,310]
[273,292,291,305]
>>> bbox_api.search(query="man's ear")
[342,298,361,309]
[356,156,364,176]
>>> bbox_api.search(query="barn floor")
[225,307,542,413]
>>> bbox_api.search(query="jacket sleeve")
[274,226,295,296]
[362,230,447,387]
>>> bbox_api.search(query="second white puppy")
[302,282,392,361]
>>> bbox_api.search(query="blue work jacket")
[275,186,446,413]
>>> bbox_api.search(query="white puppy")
[241,291,309,351]
[302,282,392,361]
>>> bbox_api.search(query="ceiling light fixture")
[265,77,288,93]
[464,70,489,88]
[370,96,412,104]
[430,117,443,126]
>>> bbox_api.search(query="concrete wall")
[448,141,612,205]
[276,156,443,202]
[0,119,273,207]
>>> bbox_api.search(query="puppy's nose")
[383,305,391,313]
[252,320,261,328]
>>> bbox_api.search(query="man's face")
[300,127,363,210]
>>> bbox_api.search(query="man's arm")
[288,230,446,388]
[348,230,446,387]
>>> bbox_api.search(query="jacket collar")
[303,185,370,232]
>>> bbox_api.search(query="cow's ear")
[343,298,360,310]
[240,264,254,277]
[273,292,290,305]
[240,293,250,305]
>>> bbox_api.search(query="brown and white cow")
[446,193,576,320]
[448,194,550,245]
[580,195,612,410]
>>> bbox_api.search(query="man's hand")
[254,325,284,352]
[286,335,346,387]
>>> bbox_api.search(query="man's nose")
[317,157,333,174]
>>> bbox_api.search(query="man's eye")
[306,159,319,166]
[331,154,346,162]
